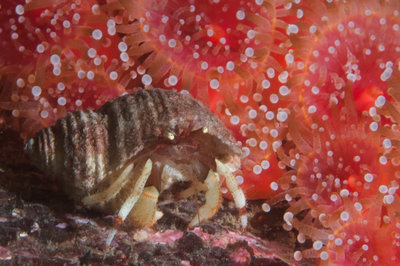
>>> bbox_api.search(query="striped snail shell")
[25,88,242,201]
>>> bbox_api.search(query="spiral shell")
[25,88,241,201]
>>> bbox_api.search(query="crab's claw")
[189,170,222,227]
[188,158,247,229]
[128,186,163,227]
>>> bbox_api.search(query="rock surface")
[0,126,299,265]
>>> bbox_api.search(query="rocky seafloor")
[0,125,309,265]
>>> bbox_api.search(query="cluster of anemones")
[0,0,130,140]
[1,0,298,199]
[99,0,300,200]
[264,110,400,264]
[260,0,400,264]
[2,0,400,264]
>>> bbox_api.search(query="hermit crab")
[25,88,246,246]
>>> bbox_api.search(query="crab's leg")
[215,159,247,229]
[189,170,222,227]
[82,163,134,206]
[106,159,152,247]
[129,186,163,227]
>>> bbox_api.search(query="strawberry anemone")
[215,65,296,200]
[293,193,400,265]
[103,0,298,200]
[216,78,290,200]
[370,67,400,170]
[107,0,291,103]
[261,100,398,263]
[320,212,400,265]
[286,0,400,122]
[267,110,391,209]
[0,0,127,139]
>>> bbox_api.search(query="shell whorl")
[26,109,108,198]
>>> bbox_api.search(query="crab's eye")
[167,132,175,141]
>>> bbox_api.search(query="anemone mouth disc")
[116,0,290,93]
[288,1,400,122]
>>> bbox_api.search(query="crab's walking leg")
[130,186,163,227]
[215,159,247,229]
[82,163,134,206]
[106,159,153,248]
[189,170,222,227]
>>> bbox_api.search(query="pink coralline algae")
[2,0,400,265]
